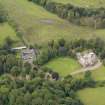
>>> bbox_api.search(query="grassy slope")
[44,57,81,77]
[1,0,105,45]
[51,0,105,8]
[0,23,19,45]
[77,87,105,105]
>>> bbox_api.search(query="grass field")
[45,57,105,78]
[77,87,105,105]
[1,0,105,45]
[52,0,105,8]
[44,57,81,76]
[75,66,105,81]
[0,23,19,45]
[91,66,105,80]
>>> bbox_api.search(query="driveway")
[71,60,102,75]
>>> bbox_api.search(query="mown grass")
[44,57,81,77]
[44,56,105,79]
[77,87,105,105]
[52,0,105,8]
[74,66,105,81]
[1,0,105,45]
[91,66,105,80]
[0,23,19,45]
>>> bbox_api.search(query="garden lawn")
[77,87,105,105]
[91,66,105,80]
[52,0,105,8]
[74,66,105,81]
[44,57,81,77]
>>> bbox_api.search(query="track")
[71,60,102,75]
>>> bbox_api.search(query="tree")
[24,62,32,74]
[48,40,54,48]
[84,71,92,80]
[0,86,9,105]
[24,92,32,105]
[3,36,14,50]
[84,71,95,87]
[37,49,49,65]
[52,72,59,80]
[58,38,66,47]
[11,66,20,77]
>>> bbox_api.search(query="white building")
[77,51,98,67]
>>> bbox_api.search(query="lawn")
[77,87,105,105]
[0,23,19,45]
[74,66,105,81]
[1,0,105,45]
[91,66,105,80]
[52,0,105,8]
[44,57,81,77]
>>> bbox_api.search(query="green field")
[52,0,105,8]
[1,0,105,45]
[77,87,105,105]
[44,57,81,76]
[75,66,105,81]
[91,66,105,80]
[0,23,19,45]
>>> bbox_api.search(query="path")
[71,60,102,75]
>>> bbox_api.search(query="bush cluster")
[37,38,105,65]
